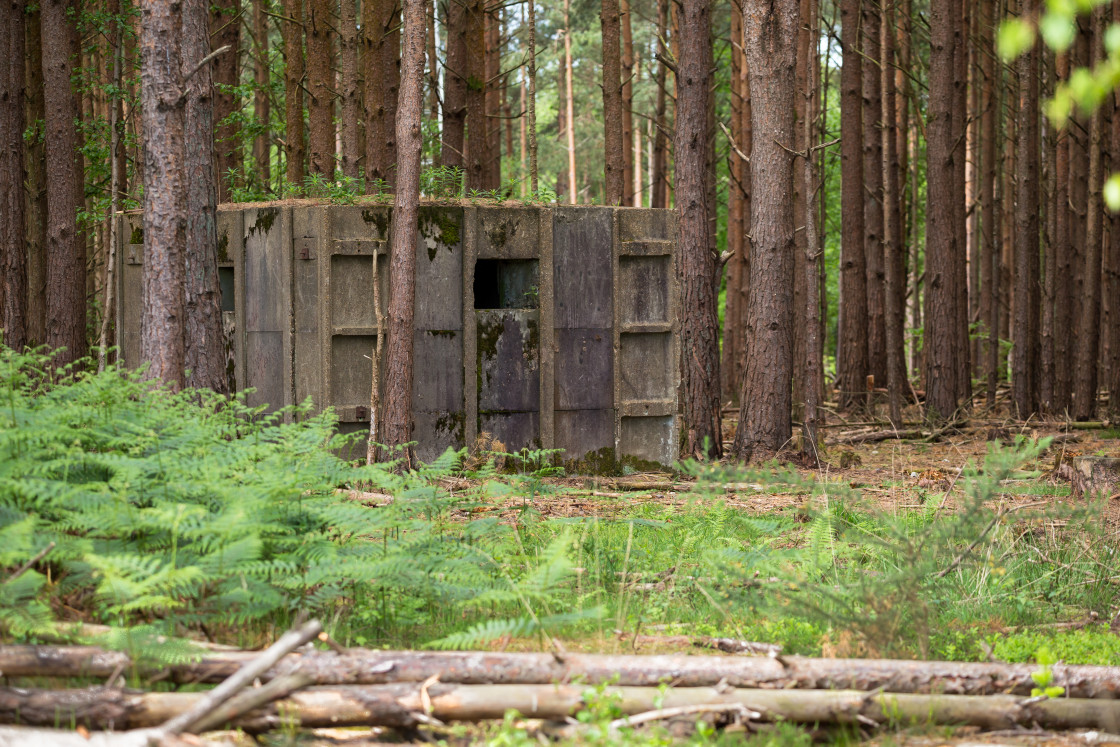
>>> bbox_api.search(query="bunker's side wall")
[116,203,679,467]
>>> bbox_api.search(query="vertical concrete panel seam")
[612,207,623,457]
[282,206,295,421]
[232,210,246,399]
[463,206,479,450]
[539,207,555,451]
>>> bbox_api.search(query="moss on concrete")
[248,208,278,237]
[361,209,391,238]
[217,232,229,263]
[129,225,143,244]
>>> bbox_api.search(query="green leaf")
[1040,13,1078,52]
[1103,174,1120,211]
[998,18,1038,59]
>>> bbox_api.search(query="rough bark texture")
[1012,0,1040,417]
[882,0,904,428]
[838,0,867,410]
[721,0,746,403]
[651,0,669,209]
[601,0,625,205]
[862,2,885,388]
[562,0,577,203]
[441,0,467,169]
[252,0,271,190]
[182,0,228,394]
[378,0,425,467]
[9,646,1120,698]
[364,0,401,186]
[1111,25,1120,422]
[675,0,720,459]
[1073,3,1105,421]
[620,0,634,205]
[4,685,1120,733]
[952,0,970,406]
[1052,52,1072,414]
[339,0,361,179]
[24,5,47,347]
[1,0,27,350]
[307,0,335,176]
[209,0,239,202]
[282,0,306,187]
[139,0,186,387]
[1070,457,1120,500]
[802,0,822,453]
[923,0,962,420]
[42,0,87,368]
[482,5,500,190]
[465,0,486,190]
[981,0,1001,407]
[734,0,797,460]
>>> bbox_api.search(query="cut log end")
[1071,457,1120,500]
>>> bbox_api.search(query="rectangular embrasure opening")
[219,267,236,312]
[473,259,539,309]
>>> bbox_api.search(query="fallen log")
[3,684,1119,733]
[5,647,1120,699]
[829,429,927,445]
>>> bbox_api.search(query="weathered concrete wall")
[116,201,679,468]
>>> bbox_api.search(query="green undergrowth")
[2,344,1117,678]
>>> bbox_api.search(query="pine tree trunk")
[721,1,745,404]
[466,0,486,190]
[863,1,886,389]
[923,0,963,420]
[651,0,669,209]
[252,0,271,191]
[427,0,440,129]
[601,0,624,205]
[952,0,971,406]
[282,0,306,188]
[620,0,634,205]
[1041,47,1056,411]
[364,0,400,187]
[526,0,538,194]
[308,0,335,177]
[1073,4,1106,420]
[1110,0,1120,422]
[1052,51,1072,412]
[442,0,466,169]
[562,0,577,204]
[803,0,823,452]
[24,5,47,347]
[379,0,426,467]
[676,0,720,459]
[1012,0,1040,416]
[838,0,867,410]
[483,5,501,190]
[1,0,27,350]
[734,0,797,460]
[210,0,239,202]
[42,0,87,368]
[882,0,904,428]
[339,0,361,179]
[139,0,186,387]
[182,0,228,394]
[982,0,1002,407]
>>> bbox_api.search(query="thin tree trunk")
[465,0,486,189]
[621,0,634,206]
[339,0,361,179]
[526,0,537,194]
[882,0,904,428]
[379,0,426,467]
[601,0,624,204]
[24,5,47,347]
[1110,1,1120,422]
[981,0,999,406]
[563,0,577,204]
[210,0,239,202]
[139,0,186,386]
[427,0,440,137]
[308,0,334,176]
[803,0,823,454]
[721,0,745,404]
[734,0,798,460]
[252,0,271,190]
[98,21,123,371]
[838,0,867,410]
[1012,0,1040,416]
[183,0,228,393]
[42,0,87,368]
[953,0,971,406]
[1073,4,1106,420]
[1051,52,1071,412]
[863,1,886,389]
[442,0,466,169]
[282,0,305,188]
[1,0,27,350]
[924,0,963,420]
[483,3,501,190]
[676,0,719,458]
[364,0,401,187]
[652,0,669,209]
